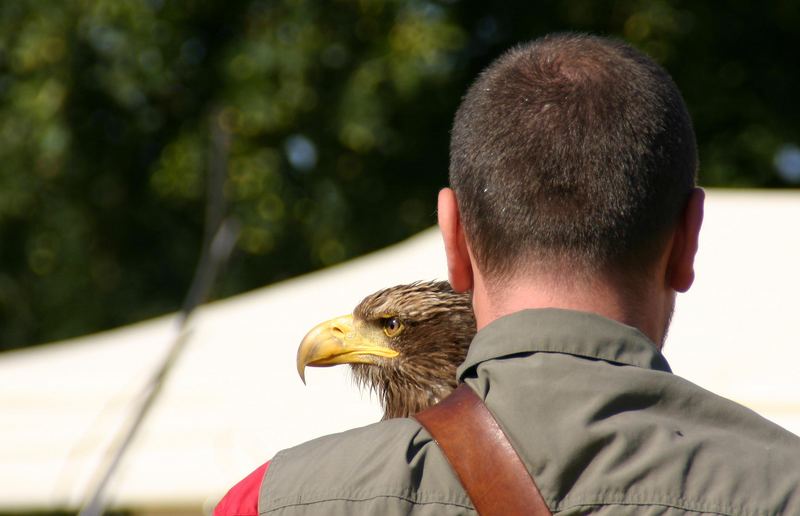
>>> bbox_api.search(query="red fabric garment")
[214,461,270,516]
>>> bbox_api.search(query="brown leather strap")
[414,383,552,516]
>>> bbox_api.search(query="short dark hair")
[449,33,697,280]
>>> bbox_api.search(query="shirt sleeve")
[214,461,270,516]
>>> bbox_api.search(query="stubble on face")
[659,292,677,350]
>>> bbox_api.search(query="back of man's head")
[449,33,697,283]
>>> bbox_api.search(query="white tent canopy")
[1,189,798,514]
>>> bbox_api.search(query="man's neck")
[471,270,673,348]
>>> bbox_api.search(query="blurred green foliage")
[0,0,798,349]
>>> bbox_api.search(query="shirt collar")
[457,308,672,381]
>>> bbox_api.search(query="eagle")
[296,281,476,419]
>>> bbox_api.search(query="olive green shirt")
[261,309,800,515]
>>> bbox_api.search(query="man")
[216,33,800,515]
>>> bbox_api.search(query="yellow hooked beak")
[296,314,399,384]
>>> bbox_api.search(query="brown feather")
[349,281,476,419]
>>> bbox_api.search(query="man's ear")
[667,188,705,293]
[438,188,474,293]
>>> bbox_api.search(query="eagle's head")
[297,281,476,419]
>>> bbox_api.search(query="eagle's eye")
[382,316,403,337]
